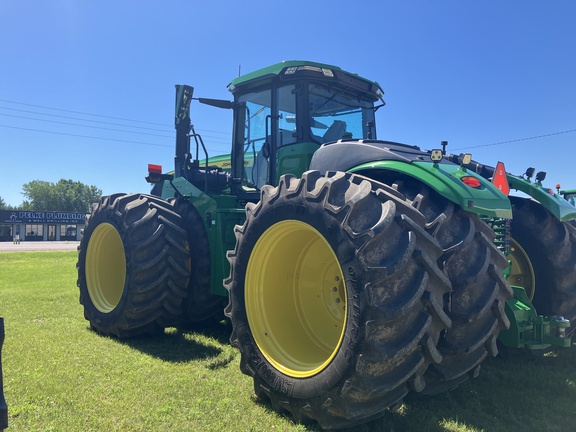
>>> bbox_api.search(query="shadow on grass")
[117,330,222,363]
[362,346,576,432]
[88,318,234,365]
[183,315,233,346]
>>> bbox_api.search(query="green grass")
[1,251,575,431]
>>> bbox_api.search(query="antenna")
[238,65,241,77]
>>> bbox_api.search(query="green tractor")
[76,61,567,429]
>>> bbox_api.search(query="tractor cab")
[228,61,383,194]
[165,62,384,201]
[225,62,385,194]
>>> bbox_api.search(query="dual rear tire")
[77,193,223,337]
[225,171,452,429]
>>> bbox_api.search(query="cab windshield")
[309,83,376,143]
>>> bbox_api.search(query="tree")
[0,196,18,210]
[21,179,102,212]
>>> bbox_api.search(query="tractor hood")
[310,139,430,170]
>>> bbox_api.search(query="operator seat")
[322,120,347,143]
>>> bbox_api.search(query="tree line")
[0,179,102,213]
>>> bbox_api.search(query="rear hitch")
[498,286,572,350]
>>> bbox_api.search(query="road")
[0,241,79,252]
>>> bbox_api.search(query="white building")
[0,210,86,242]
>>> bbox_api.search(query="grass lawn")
[1,251,575,431]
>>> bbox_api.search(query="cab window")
[309,83,375,143]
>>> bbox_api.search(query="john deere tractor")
[76,61,568,429]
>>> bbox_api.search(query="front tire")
[225,171,451,429]
[77,193,190,337]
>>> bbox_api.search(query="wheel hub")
[85,223,126,313]
[245,220,347,378]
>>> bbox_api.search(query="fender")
[309,139,512,218]
[348,160,512,219]
[508,176,576,222]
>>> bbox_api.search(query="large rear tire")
[509,197,576,330]
[77,193,190,337]
[225,171,451,429]
[391,178,512,394]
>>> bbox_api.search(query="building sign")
[0,210,86,224]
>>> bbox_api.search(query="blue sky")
[1,1,575,207]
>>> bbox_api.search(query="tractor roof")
[227,60,384,100]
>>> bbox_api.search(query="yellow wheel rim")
[245,220,347,378]
[86,223,126,313]
[507,237,536,300]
